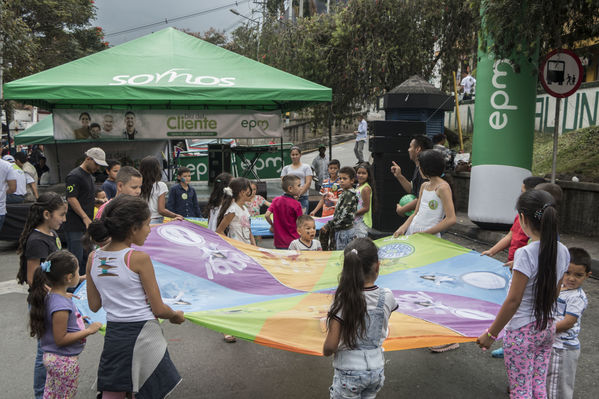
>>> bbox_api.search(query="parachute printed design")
[74,220,509,355]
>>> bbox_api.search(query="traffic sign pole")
[551,98,560,183]
[539,48,583,184]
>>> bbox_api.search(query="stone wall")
[451,172,599,237]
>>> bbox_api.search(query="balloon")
[399,194,417,216]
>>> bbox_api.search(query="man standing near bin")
[353,114,368,164]
[64,147,107,273]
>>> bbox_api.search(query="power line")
[224,18,245,33]
[104,1,251,37]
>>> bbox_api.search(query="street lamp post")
[230,9,260,61]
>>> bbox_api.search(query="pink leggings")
[504,320,555,399]
[42,353,79,399]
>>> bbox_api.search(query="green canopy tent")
[14,115,54,145]
[4,28,332,182]
[3,27,331,110]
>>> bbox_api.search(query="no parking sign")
[540,49,583,98]
[539,48,583,182]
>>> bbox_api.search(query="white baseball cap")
[85,147,108,166]
[2,155,15,163]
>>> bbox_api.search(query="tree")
[241,0,478,123]
[179,27,228,47]
[1,0,107,84]
[480,0,599,72]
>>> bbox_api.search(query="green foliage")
[1,0,107,83]
[181,27,227,47]
[532,127,599,182]
[247,0,480,124]
[481,0,599,70]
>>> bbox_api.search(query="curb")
[448,221,599,279]
[447,222,506,246]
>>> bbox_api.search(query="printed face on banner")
[53,109,283,141]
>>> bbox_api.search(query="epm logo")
[241,119,269,131]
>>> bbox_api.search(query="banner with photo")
[52,109,283,141]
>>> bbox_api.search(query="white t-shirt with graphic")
[224,202,252,244]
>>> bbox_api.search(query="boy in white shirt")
[288,215,322,251]
[547,247,592,399]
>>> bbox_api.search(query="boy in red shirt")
[482,176,546,262]
[265,175,303,249]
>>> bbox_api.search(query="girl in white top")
[394,150,456,238]
[139,156,182,224]
[86,195,185,398]
[216,177,255,245]
[281,146,312,214]
[204,172,233,231]
[477,190,569,397]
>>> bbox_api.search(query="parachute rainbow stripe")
[74,220,510,355]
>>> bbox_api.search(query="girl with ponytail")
[86,195,185,397]
[204,172,233,231]
[477,189,570,397]
[28,250,102,398]
[216,177,255,245]
[17,192,68,398]
[323,238,398,398]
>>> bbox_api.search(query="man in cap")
[64,147,108,273]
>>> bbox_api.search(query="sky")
[94,0,264,46]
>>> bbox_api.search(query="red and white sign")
[540,49,583,98]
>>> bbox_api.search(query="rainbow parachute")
[74,220,509,355]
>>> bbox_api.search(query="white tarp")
[53,109,283,141]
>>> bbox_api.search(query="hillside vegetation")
[453,126,599,183]
[532,126,599,183]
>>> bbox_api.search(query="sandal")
[223,334,237,343]
[428,343,460,353]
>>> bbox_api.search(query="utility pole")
[230,9,261,61]
[0,0,8,152]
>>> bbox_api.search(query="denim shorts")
[330,368,385,399]
[335,227,356,250]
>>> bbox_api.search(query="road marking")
[0,280,28,295]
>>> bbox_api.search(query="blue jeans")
[65,230,87,275]
[335,227,356,250]
[330,368,385,399]
[34,335,46,398]
[298,195,309,214]
[6,193,24,203]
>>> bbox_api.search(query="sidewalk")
[449,211,599,277]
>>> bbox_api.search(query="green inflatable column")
[468,32,539,226]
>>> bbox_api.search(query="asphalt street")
[1,232,598,398]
